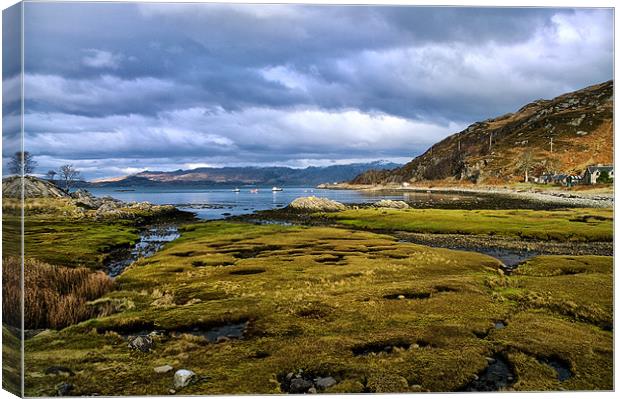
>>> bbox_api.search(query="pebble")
[154,365,173,374]
[315,376,337,390]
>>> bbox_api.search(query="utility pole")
[489,133,493,152]
[458,139,461,152]
[550,137,553,153]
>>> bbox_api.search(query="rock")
[56,382,74,396]
[216,336,230,343]
[308,387,317,394]
[397,294,405,300]
[288,196,346,212]
[45,365,74,377]
[2,176,68,198]
[315,376,337,390]
[289,378,314,394]
[374,199,410,209]
[72,189,100,209]
[127,335,154,352]
[169,389,176,394]
[154,365,174,374]
[174,369,196,388]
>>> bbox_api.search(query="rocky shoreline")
[318,183,614,208]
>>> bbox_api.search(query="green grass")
[23,221,613,395]
[501,255,613,330]
[2,215,139,269]
[2,325,22,396]
[320,208,613,241]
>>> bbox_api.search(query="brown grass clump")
[2,257,114,329]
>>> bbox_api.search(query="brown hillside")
[352,80,613,184]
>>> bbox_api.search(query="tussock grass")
[2,257,114,329]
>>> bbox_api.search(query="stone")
[127,335,154,352]
[45,365,74,377]
[315,376,337,390]
[397,294,405,300]
[154,365,174,374]
[289,378,314,394]
[216,336,230,343]
[374,199,410,209]
[56,382,74,396]
[307,387,317,394]
[174,369,196,388]
[288,196,346,212]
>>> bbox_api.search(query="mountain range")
[352,80,613,185]
[88,161,401,187]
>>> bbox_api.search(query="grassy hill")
[352,81,613,185]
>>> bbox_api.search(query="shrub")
[2,257,114,329]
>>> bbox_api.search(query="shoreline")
[317,183,614,208]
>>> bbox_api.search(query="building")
[583,165,614,184]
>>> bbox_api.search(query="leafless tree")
[516,150,535,183]
[59,164,81,191]
[8,151,37,175]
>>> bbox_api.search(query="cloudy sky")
[2,3,613,179]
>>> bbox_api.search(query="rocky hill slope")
[352,81,613,185]
[2,176,68,198]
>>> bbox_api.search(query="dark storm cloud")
[9,2,613,179]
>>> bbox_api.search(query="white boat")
[232,188,240,192]
[271,186,283,192]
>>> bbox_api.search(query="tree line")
[7,151,81,191]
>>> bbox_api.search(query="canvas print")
[1,1,614,396]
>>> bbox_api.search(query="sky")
[2,3,614,180]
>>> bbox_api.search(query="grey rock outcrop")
[2,176,68,198]
[374,200,410,209]
[288,196,346,212]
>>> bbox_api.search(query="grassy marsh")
[23,220,613,395]
[319,208,613,241]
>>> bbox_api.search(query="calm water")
[88,186,465,220]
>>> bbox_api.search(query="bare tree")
[46,170,57,181]
[516,150,535,183]
[58,164,81,191]
[7,151,37,175]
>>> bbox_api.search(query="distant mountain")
[352,81,613,185]
[89,161,401,187]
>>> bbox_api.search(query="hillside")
[90,161,401,187]
[352,81,613,185]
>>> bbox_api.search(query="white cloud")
[24,106,462,177]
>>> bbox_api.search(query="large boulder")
[374,199,410,209]
[288,196,346,212]
[71,189,101,209]
[2,176,68,198]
